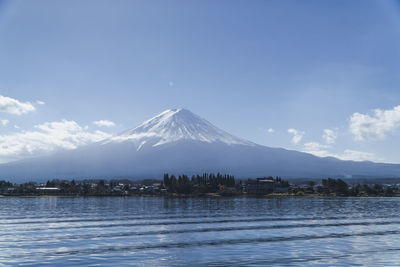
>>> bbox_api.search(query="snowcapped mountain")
[1,108,400,182]
[105,108,254,149]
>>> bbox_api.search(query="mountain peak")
[151,108,192,120]
[105,108,255,149]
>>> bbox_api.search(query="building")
[245,178,274,195]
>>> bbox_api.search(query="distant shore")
[1,192,399,198]
[2,175,399,198]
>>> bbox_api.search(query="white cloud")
[323,129,337,144]
[303,142,328,152]
[267,128,275,133]
[350,105,400,141]
[36,100,45,105]
[0,120,111,163]
[0,95,35,115]
[302,141,378,162]
[168,81,174,87]
[303,142,330,157]
[93,120,116,127]
[288,128,305,144]
[339,149,377,162]
[1,119,9,126]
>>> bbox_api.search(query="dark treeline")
[313,178,396,197]
[163,173,237,194]
[0,179,132,196]
[1,176,399,197]
[0,180,12,188]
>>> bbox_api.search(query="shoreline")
[1,193,399,198]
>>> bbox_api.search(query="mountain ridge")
[1,108,400,182]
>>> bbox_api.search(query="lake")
[1,197,400,266]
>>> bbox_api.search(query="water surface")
[1,197,400,266]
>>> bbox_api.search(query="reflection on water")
[1,197,400,266]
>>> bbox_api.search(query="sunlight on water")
[1,197,400,266]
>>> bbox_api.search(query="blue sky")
[1,0,400,163]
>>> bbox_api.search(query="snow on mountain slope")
[105,108,255,149]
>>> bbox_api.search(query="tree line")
[317,178,395,196]
[163,173,236,194]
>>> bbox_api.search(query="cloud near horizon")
[350,105,400,141]
[0,95,36,115]
[0,120,111,163]
[288,128,304,144]
[1,119,9,126]
[302,141,378,162]
[323,129,337,144]
[93,120,116,127]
